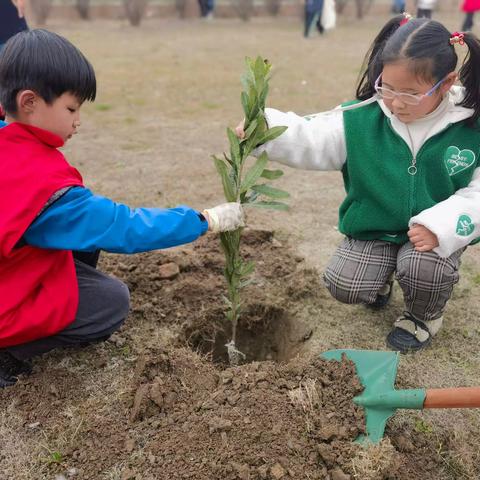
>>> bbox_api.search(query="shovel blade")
[322,349,425,443]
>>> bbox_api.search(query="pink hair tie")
[450,32,465,45]
[400,12,412,26]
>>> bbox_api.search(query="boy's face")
[380,62,454,124]
[22,91,82,143]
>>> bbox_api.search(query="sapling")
[213,56,289,365]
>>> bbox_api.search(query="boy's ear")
[17,90,39,114]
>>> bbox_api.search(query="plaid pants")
[323,237,465,321]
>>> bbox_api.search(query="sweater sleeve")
[254,107,347,171]
[409,167,480,258]
[23,187,208,253]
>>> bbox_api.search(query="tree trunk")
[30,0,52,25]
[124,0,148,26]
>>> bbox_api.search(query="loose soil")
[2,10,480,480]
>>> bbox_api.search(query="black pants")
[417,8,431,18]
[6,251,130,360]
[462,12,475,31]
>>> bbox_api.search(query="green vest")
[339,102,480,244]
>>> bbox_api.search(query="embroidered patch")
[444,146,476,176]
[456,214,475,237]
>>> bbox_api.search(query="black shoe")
[0,351,32,388]
[386,312,432,354]
[367,280,393,310]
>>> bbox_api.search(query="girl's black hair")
[0,29,96,115]
[356,16,480,126]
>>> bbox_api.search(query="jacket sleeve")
[254,107,347,171]
[409,167,480,258]
[23,187,208,253]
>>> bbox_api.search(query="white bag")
[321,0,336,31]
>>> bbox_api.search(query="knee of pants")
[109,278,131,323]
[323,271,369,305]
[396,250,459,287]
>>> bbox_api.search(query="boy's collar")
[5,122,65,148]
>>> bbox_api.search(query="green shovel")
[322,349,480,444]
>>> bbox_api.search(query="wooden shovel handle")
[424,387,480,408]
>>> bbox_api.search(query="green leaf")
[240,152,269,194]
[248,201,290,211]
[213,156,237,202]
[259,126,287,144]
[243,119,257,140]
[227,128,241,165]
[241,91,250,118]
[260,168,284,180]
[251,184,290,199]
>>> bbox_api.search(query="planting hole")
[185,303,312,364]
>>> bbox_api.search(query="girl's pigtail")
[356,15,404,100]
[458,32,480,126]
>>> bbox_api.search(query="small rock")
[231,462,250,480]
[317,444,336,467]
[54,475,67,480]
[27,421,40,429]
[125,438,135,453]
[67,468,78,478]
[319,424,338,441]
[158,262,180,280]
[270,463,286,479]
[271,238,282,248]
[257,464,269,479]
[208,417,232,434]
[330,467,351,480]
[121,469,136,480]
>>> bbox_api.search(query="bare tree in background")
[175,0,188,18]
[124,0,148,26]
[265,0,282,15]
[233,0,254,20]
[30,0,52,25]
[336,0,373,18]
[76,0,90,19]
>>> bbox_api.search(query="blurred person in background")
[0,0,28,52]
[416,0,436,18]
[304,0,324,37]
[391,0,405,14]
[461,0,480,30]
[198,0,215,19]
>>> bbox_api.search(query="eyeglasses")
[374,74,446,105]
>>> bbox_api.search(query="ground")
[1,9,480,480]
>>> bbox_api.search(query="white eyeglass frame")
[374,74,447,106]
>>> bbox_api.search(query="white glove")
[204,202,245,232]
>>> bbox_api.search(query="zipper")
[387,119,451,217]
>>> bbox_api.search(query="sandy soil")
[1,8,480,479]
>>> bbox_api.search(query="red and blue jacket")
[0,121,207,348]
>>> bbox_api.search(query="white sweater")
[257,87,480,258]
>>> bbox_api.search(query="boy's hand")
[203,203,245,232]
[408,224,439,252]
[235,119,246,139]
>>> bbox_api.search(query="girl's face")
[380,62,455,123]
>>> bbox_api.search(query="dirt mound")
[0,230,474,479]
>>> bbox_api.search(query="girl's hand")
[407,224,439,252]
[235,119,246,139]
[11,0,25,18]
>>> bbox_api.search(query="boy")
[0,29,244,387]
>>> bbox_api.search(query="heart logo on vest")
[456,214,475,237]
[444,146,476,176]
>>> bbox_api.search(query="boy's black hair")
[0,29,96,115]
[356,16,480,126]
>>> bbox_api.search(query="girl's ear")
[17,90,38,114]
[440,72,458,94]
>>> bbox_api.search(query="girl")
[237,16,480,353]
